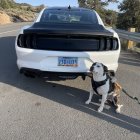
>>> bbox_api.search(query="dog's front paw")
[116,109,120,113]
[85,100,90,104]
[98,107,103,112]
[116,105,123,113]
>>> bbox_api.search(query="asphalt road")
[0,23,140,140]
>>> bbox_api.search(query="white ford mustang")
[15,7,120,80]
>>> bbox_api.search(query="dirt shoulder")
[0,11,11,24]
[0,9,36,25]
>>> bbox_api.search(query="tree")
[78,0,118,10]
[78,0,87,7]
[105,10,118,26]
[117,0,140,30]
[78,0,118,26]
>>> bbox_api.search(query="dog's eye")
[97,65,100,68]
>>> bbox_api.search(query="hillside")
[0,0,45,24]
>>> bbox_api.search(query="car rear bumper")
[16,46,120,73]
[20,67,93,80]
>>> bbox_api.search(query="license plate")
[58,57,78,67]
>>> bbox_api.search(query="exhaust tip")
[24,73,35,78]
[20,69,36,78]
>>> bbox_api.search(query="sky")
[107,0,123,11]
[15,0,79,7]
[15,0,123,11]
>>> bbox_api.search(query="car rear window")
[40,9,98,24]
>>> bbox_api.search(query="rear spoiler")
[23,22,114,37]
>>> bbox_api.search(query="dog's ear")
[90,65,93,72]
[90,63,96,72]
[104,65,108,72]
[102,64,108,75]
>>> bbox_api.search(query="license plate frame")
[58,57,78,67]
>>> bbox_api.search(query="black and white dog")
[85,62,123,113]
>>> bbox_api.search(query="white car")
[15,7,120,80]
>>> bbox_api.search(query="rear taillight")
[112,38,118,50]
[17,34,37,49]
[17,34,25,47]
[99,38,118,51]
[17,34,119,51]
[31,35,37,49]
[25,35,29,48]
[99,38,105,51]
[106,38,112,50]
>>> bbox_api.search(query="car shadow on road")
[0,36,140,134]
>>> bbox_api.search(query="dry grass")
[0,0,43,24]
[0,8,36,24]
[5,9,36,22]
[0,11,11,24]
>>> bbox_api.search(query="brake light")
[99,37,118,51]
[17,34,37,49]
[17,34,24,47]
[112,38,118,50]
[106,38,111,50]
